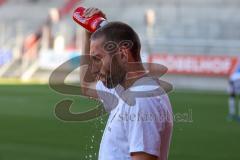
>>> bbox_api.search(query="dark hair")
[91,21,141,61]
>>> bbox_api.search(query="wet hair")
[91,21,141,61]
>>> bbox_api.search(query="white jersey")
[96,76,173,160]
[229,60,240,94]
[230,72,240,82]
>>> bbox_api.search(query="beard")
[103,57,126,89]
[104,70,126,89]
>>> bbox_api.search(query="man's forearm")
[79,31,98,98]
[83,31,91,55]
[80,31,92,85]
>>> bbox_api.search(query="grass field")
[0,84,239,160]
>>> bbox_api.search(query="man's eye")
[92,56,101,62]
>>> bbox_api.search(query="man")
[78,7,173,160]
[228,59,240,121]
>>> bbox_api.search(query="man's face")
[90,37,127,88]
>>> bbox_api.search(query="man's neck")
[120,69,147,90]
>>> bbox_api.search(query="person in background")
[228,58,240,121]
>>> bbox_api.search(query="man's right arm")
[80,7,107,99]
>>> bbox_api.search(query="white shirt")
[96,76,173,160]
[230,72,240,81]
[230,59,240,81]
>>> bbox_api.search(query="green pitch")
[0,85,239,160]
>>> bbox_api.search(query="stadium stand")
[0,0,240,91]
[82,0,240,54]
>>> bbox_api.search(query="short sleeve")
[95,81,119,112]
[126,97,167,157]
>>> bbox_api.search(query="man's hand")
[131,152,158,160]
[82,7,106,19]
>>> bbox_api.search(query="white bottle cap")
[99,20,108,28]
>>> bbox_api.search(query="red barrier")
[59,0,80,18]
[0,0,6,6]
[148,54,238,77]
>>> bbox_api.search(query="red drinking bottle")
[73,7,107,33]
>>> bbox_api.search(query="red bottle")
[73,7,107,33]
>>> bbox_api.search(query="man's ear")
[119,47,129,63]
